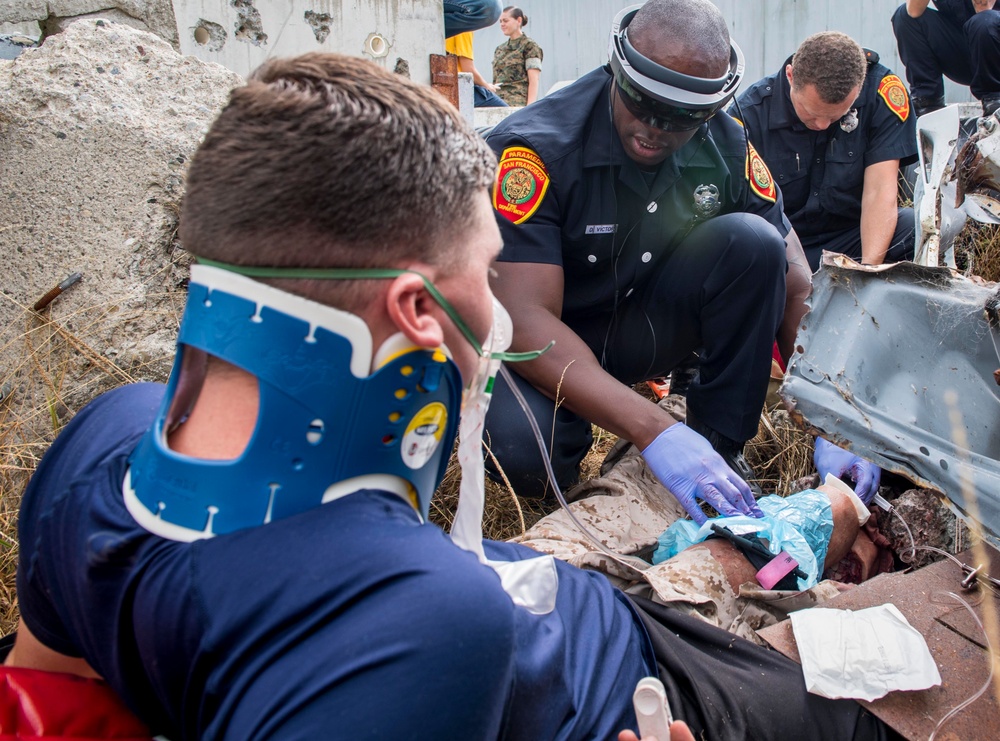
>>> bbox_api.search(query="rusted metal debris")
[780,258,1000,548]
[32,272,82,312]
[429,53,458,109]
[759,547,1000,741]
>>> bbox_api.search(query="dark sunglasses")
[607,6,745,134]
[614,72,722,132]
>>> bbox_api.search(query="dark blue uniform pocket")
[561,233,620,315]
[821,147,864,219]
[771,154,809,213]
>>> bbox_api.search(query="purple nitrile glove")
[641,423,764,525]
[813,437,882,504]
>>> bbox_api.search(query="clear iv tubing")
[885,504,996,741]
[502,363,996,736]
[499,365,651,571]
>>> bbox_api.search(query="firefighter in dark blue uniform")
[733,33,918,272]
[482,1,800,521]
[891,0,1000,117]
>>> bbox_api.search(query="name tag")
[585,224,617,235]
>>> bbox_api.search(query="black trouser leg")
[891,3,972,100]
[571,213,785,443]
[627,595,890,741]
[623,213,786,444]
[966,11,1000,100]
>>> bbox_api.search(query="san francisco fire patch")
[877,74,910,122]
[493,146,550,224]
[745,143,777,203]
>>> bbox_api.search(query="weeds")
[955,221,1000,282]
[0,281,182,637]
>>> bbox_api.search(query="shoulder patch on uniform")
[745,143,777,203]
[877,74,910,122]
[493,146,550,224]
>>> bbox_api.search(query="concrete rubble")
[0,20,239,475]
[0,1,178,47]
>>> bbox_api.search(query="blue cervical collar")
[125,265,461,541]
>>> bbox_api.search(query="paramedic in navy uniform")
[483,0,806,518]
[733,32,918,272]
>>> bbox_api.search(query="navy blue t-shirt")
[17,383,652,740]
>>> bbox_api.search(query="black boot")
[911,95,945,118]
[667,355,700,397]
[983,94,1000,118]
[685,415,763,498]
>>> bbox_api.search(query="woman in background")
[492,7,543,106]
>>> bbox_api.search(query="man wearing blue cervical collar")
[5,53,887,740]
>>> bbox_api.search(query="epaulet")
[863,49,880,67]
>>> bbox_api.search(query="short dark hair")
[180,53,497,281]
[628,0,731,75]
[790,32,866,104]
[503,6,528,27]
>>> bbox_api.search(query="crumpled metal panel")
[781,256,1000,543]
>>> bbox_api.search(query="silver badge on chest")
[840,108,859,133]
[693,184,721,220]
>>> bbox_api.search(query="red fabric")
[0,667,151,740]
[771,341,786,374]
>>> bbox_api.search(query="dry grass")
[0,311,92,636]
[0,394,23,636]
[0,280,183,637]
[428,425,620,542]
[430,452,554,542]
[745,407,816,497]
[955,221,1000,283]
[0,319,60,636]
[0,311,121,636]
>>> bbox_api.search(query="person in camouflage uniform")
[492,6,544,106]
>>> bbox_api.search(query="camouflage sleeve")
[524,38,543,70]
